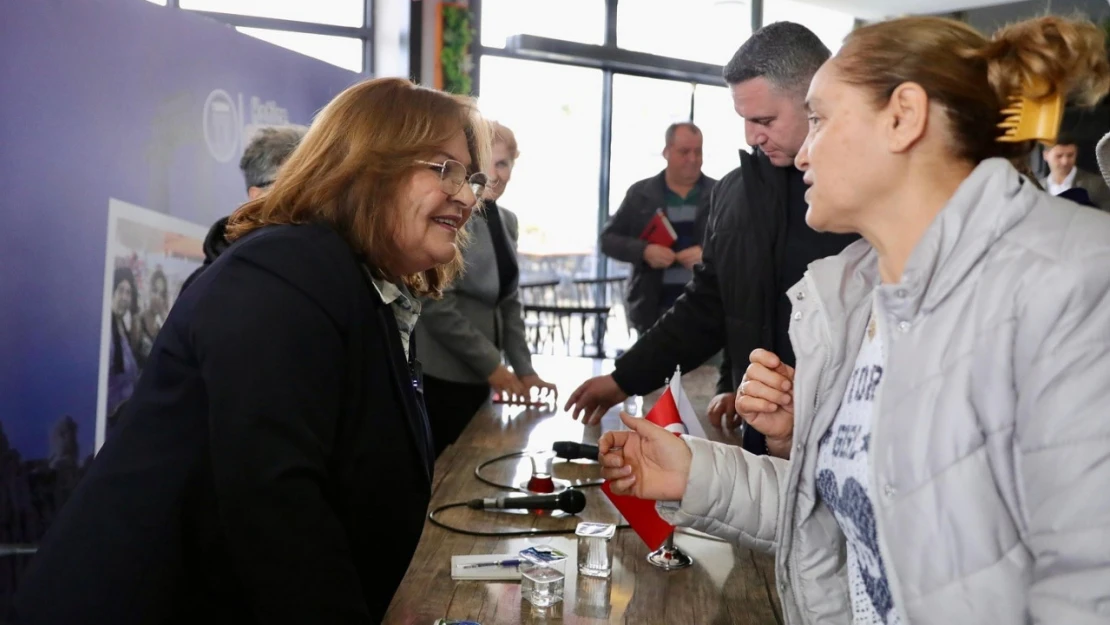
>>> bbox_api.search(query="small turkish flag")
[602,367,704,550]
[601,481,673,550]
[645,367,707,439]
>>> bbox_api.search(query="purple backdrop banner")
[0,0,357,589]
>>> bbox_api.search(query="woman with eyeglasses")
[13,78,490,625]
[417,121,558,457]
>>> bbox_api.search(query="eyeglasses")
[416,159,489,201]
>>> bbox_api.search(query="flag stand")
[636,367,694,570]
[646,531,693,570]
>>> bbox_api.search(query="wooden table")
[384,356,782,625]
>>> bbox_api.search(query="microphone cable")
[435,446,727,541]
[427,500,725,542]
[427,495,631,538]
[473,450,605,491]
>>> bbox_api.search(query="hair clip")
[997,77,1064,145]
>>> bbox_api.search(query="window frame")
[157,0,374,75]
[472,0,772,279]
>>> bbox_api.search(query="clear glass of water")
[518,545,567,608]
[575,522,616,578]
[520,564,565,607]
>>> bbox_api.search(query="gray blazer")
[1040,167,1110,211]
[415,205,535,385]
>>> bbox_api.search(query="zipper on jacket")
[786,271,833,625]
[867,295,910,624]
[790,348,829,625]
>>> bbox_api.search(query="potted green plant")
[439,3,473,95]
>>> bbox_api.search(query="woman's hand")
[519,373,558,404]
[488,364,529,404]
[598,412,692,501]
[736,349,795,458]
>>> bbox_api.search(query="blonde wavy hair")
[226,77,491,298]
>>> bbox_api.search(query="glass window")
[762,0,856,53]
[182,0,365,27]
[481,0,605,49]
[693,83,748,180]
[608,75,694,215]
[617,0,751,65]
[235,28,362,73]
[373,0,409,77]
[478,56,603,278]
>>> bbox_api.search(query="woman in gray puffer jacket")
[599,15,1110,625]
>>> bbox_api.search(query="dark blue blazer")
[13,224,434,625]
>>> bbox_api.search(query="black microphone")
[552,441,599,461]
[467,489,587,514]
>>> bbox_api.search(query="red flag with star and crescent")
[602,368,706,550]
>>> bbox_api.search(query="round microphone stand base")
[646,532,693,570]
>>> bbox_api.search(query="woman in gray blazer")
[416,122,557,457]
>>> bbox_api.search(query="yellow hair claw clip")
[997,77,1064,146]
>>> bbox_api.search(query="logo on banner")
[202,89,291,164]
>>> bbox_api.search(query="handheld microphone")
[467,489,587,514]
[552,441,599,461]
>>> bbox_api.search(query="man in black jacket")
[600,122,716,335]
[565,23,858,457]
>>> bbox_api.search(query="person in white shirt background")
[1040,134,1110,210]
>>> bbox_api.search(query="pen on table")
[460,559,522,569]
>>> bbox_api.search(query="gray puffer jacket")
[659,159,1110,624]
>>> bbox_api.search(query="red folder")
[601,481,675,551]
[639,209,677,247]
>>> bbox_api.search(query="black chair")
[518,276,628,358]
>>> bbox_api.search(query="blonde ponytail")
[980,16,1110,108]
[839,15,1109,165]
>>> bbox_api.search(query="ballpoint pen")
[460,559,522,569]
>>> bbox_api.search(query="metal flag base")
[646,532,693,570]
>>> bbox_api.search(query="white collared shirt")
[1047,167,1078,196]
[367,272,422,359]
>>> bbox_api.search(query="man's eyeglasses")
[416,159,489,201]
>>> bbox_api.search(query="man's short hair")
[723,22,831,94]
[239,125,309,190]
[665,121,701,147]
[1052,133,1079,148]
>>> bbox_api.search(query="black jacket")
[13,224,434,625]
[600,171,716,331]
[610,151,857,453]
[180,215,231,293]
